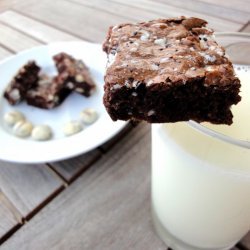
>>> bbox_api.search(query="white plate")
[0,41,127,163]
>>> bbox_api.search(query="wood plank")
[0,11,80,43]
[198,0,250,13]
[0,123,166,250]
[0,0,25,12]
[111,0,242,31]
[240,21,250,33]
[99,122,135,152]
[13,0,132,43]
[49,149,102,183]
[68,0,162,21]
[155,0,249,24]
[0,46,13,61]
[0,22,41,52]
[0,162,64,218]
[0,192,21,241]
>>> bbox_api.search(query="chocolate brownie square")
[103,17,241,124]
[4,61,40,105]
[53,52,96,97]
[26,74,71,109]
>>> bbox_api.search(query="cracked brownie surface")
[53,52,96,97]
[103,16,241,124]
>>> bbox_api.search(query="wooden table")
[0,1,249,249]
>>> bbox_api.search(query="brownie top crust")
[103,16,238,88]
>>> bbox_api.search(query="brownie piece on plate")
[103,17,241,124]
[53,52,96,97]
[4,61,40,105]
[26,74,71,109]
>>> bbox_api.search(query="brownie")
[26,74,71,109]
[4,61,40,105]
[103,17,241,125]
[53,52,96,97]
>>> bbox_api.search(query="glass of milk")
[152,33,250,250]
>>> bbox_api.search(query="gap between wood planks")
[0,125,136,246]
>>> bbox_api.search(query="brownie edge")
[102,17,241,125]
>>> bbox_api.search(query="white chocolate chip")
[112,84,121,90]
[160,58,169,63]
[13,121,33,138]
[151,64,159,70]
[125,80,131,88]
[75,88,85,93]
[67,82,74,89]
[140,30,150,41]
[146,80,154,86]
[132,92,137,96]
[205,66,216,72]
[9,89,20,101]
[63,121,83,136]
[80,108,98,125]
[132,80,140,88]
[75,74,84,83]
[4,110,25,127]
[154,38,167,46]
[140,35,148,41]
[148,110,155,116]
[48,94,54,101]
[31,125,52,141]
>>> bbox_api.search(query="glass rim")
[187,32,250,150]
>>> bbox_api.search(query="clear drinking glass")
[151,33,250,250]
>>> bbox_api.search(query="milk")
[152,67,250,250]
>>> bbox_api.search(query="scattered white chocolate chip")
[80,108,98,125]
[132,92,137,96]
[31,125,52,141]
[4,110,25,127]
[13,120,33,138]
[63,121,83,136]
